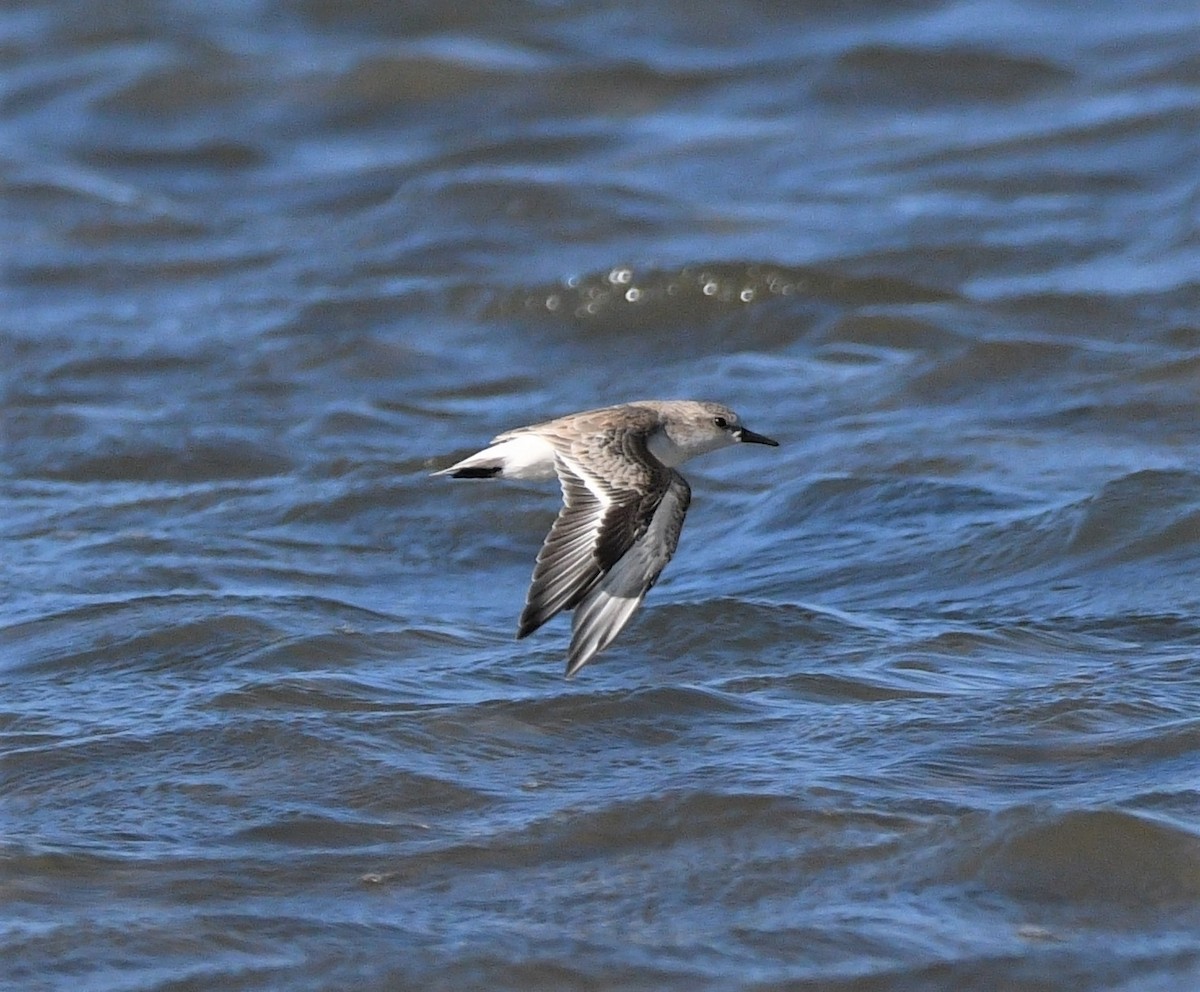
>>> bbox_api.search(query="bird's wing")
[517,422,671,640]
[564,471,691,677]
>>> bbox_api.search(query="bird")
[432,400,778,676]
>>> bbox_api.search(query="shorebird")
[433,400,778,676]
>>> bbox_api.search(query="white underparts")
[452,434,558,480]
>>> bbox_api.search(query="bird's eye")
[713,416,729,429]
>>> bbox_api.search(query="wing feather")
[516,462,608,636]
[564,471,691,677]
[517,424,670,640]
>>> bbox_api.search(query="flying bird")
[433,400,778,676]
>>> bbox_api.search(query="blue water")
[4,1,1200,989]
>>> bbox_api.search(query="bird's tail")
[431,460,501,479]
[431,435,556,480]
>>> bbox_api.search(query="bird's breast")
[646,431,687,467]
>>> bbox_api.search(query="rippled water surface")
[5,1,1200,989]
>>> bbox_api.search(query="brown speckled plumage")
[434,400,778,676]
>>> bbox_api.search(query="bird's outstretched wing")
[564,471,690,677]
[516,419,688,669]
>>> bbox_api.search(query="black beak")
[735,426,779,447]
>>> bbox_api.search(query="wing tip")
[516,607,548,640]
[563,651,591,679]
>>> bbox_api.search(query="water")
[4,0,1200,989]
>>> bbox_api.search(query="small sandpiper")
[433,400,779,677]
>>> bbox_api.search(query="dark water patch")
[965,166,1142,199]
[91,45,263,120]
[5,710,490,859]
[905,337,1093,405]
[433,130,614,174]
[830,244,1073,297]
[816,312,969,354]
[233,812,429,850]
[0,592,388,675]
[2,175,210,239]
[515,789,814,860]
[1031,401,1200,444]
[418,683,762,756]
[31,436,295,483]
[11,245,284,289]
[219,623,490,684]
[5,480,287,555]
[1133,351,1200,383]
[759,668,952,706]
[1068,611,1200,648]
[373,176,681,281]
[800,470,1200,609]
[279,478,419,526]
[540,680,755,721]
[1064,470,1200,562]
[417,374,555,426]
[903,714,1200,806]
[270,293,435,341]
[627,601,897,688]
[304,404,412,448]
[8,343,243,420]
[321,48,546,122]
[988,292,1199,344]
[276,159,418,216]
[4,909,324,992]
[295,0,511,37]
[887,622,1138,676]
[975,808,1200,908]
[766,475,1025,531]
[3,599,281,675]
[375,789,836,880]
[314,34,739,125]
[80,138,267,171]
[1053,713,1200,767]
[818,45,1073,107]
[38,347,216,384]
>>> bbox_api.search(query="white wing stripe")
[518,453,622,636]
[564,473,690,677]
